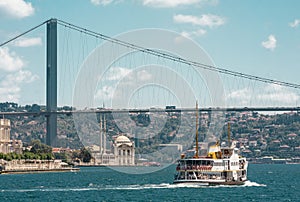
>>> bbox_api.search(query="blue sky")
[0,0,300,108]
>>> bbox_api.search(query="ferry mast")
[194,101,199,158]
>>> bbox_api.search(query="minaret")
[103,115,106,154]
[99,114,103,154]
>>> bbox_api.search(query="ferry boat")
[173,102,248,185]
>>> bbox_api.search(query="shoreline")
[1,167,80,174]
[0,159,80,174]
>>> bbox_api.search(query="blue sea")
[0,164,299,201]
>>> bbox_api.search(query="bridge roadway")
[1,107,300,116]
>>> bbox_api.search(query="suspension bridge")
[1,18,300,146]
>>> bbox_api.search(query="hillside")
[1,102,299,159]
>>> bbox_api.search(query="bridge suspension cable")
[0,20,49,47]
[1,18,300,90]
[56,19,300,90]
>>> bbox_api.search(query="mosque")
[91,115,135,166]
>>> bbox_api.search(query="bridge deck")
[1,107,299,116]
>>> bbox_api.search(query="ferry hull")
[173,179,246,186]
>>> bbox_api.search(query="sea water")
[0,164,299,201]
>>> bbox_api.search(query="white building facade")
[113,135,135,166]
[0,119,22,154]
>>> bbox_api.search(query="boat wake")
[0,184,205,193]
[242,180,266,187]
[0,184,180,193]
[0,181,266,193]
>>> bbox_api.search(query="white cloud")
[90,0,116,6]
[105,67,131,81]
[94,85,115,100]
[0,70,39,103]
[95,68,152,103]
[174,14,225,28]
[257,84,299,105]
[192,29,207,36]
[91,0,218,7]
[0,0,34,18]
[226,84,299,107]
[137,69,152,81]
[174,33,189,44]
[182,29,207,38]
[0,46,39,102]
[175,29,207,43]
[142,0,201,8]
[226,88,251,106]
[1,70,39,86]
[261,35,277,51]
[0,47,24,72]
[180,31,191,38]
[289,19,300,28]
[14,37,42,47]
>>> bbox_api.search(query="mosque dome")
[115,135,132,146]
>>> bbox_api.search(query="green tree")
[79,148,92,163]
[30,139,52,154]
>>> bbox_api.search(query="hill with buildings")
[0,102,300,160]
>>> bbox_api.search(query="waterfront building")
[88,114,135,166]
[113,135,135,166]
[0,119,22,154]
[0,119,10,154]
[89,134,135,166]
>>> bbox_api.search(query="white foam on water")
[209,181,267,188]
[0,187,99,193]
[0,183,204,192]
[0,181,266,193]
[103,183,177,190]
[242,180,266,187]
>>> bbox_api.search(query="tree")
[30,139,52,154]
[79,148,92,163]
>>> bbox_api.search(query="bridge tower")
[46,19,57,146]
